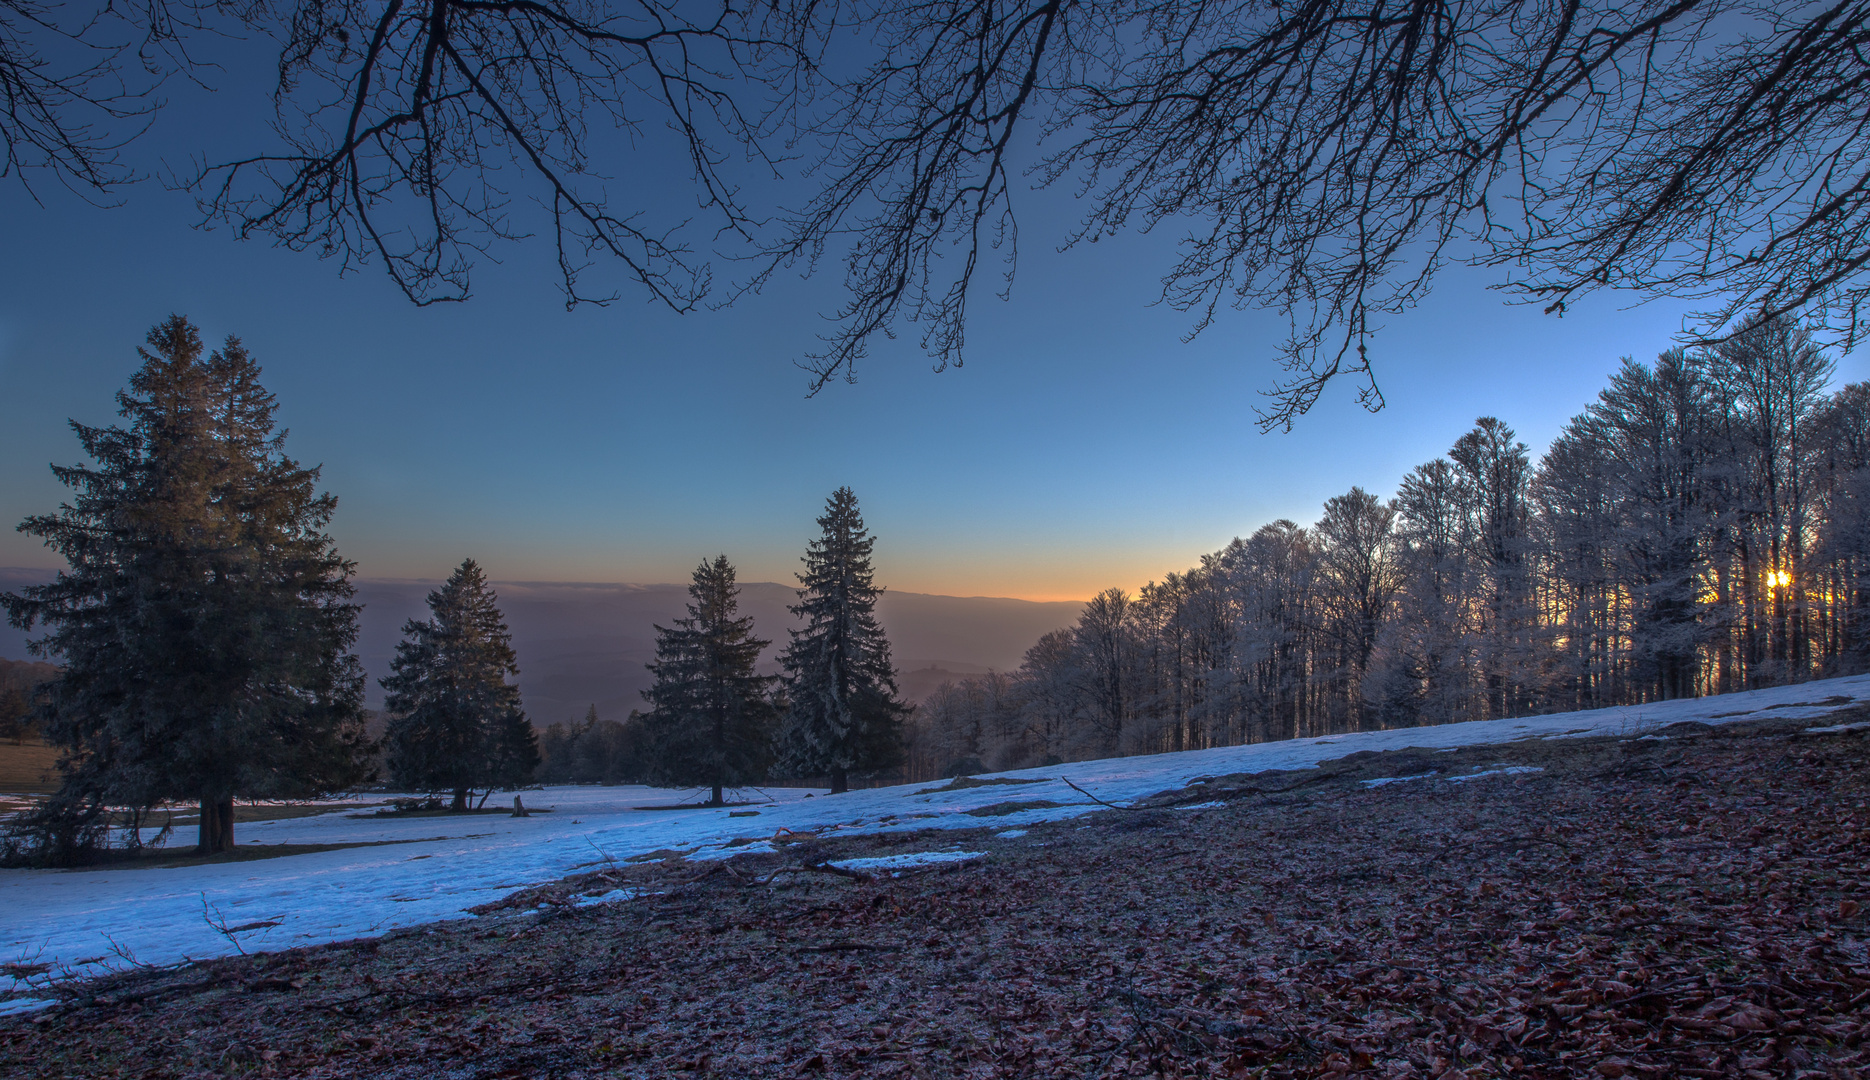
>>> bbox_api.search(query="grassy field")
[0,739,59,795]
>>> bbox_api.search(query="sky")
[5,60,1864,603]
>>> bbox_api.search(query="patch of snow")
[9,670,1870,986]
[568,888,639,908]
[828,851,985,874]
[1805,721,1870,734]
[1445,766,1544,783]
[1172,801,1228,810]
[994,829,1028,839]
[1365,765,1547,787]
[0,997,55,1017]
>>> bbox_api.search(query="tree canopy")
[8,0,1868,421]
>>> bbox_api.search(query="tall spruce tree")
[640,556,777,805]
[1,316,373,859]
[381,560,539,810]
[776,488,907,793]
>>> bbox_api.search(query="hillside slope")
[6,671,1870,992]
[5,688,1869,1077]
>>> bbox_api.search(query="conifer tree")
[381,560,539,810]
[640,555,777,805]
[776,488,907,793]
[1,316,373,859]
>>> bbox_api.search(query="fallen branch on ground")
[1062,778,1150,812]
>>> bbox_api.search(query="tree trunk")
[830,766,848,794]
[197,797,218,854]
[710,783,724,806]
[198,795,236,853]
[450,787,468,812]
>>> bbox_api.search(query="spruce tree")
[640,556,777,805]
[1,316,373,859]
[776,488,907,793]
[381,559,540,810]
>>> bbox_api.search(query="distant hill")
[0,569,1082,725]
[0,657,58,690]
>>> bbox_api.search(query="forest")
[904,316,1870,779]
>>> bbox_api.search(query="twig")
[755,861,873,885]
[585,838,623,874]
[1606,976,1708,1009]
[200,894,282,956]
[1062,778,1149,812]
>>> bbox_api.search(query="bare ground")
[5,715,1870,1079]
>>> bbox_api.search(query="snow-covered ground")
[5,671,1870,998]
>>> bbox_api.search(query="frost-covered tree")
[640,556,777,805]
[1313,488,1402,729]
[1816,384,1870,666]
[1538,351,1723,704]
[1,316,373,859]
[1071,587,1134,754]
[381,559,539,810]
[1450,418,1541,718]
[776,488,907,793]
[1708,317,1835,685]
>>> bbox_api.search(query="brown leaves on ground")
[5,720,1870,1078]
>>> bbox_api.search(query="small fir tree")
[381,559,539,810]
[776,488,907,792]
[640,556,777,805]
[1,316,373,859]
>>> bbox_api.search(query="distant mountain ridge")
[0,570,1082,724]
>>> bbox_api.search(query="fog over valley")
[0,569,1081,724]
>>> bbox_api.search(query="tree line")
[1,318,909,862]
[910,317,1870,778]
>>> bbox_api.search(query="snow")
[1447,766,1545,783]
[1805,721,1870,735]
[1361,772,1439,787]
[827,851,985,874]
[1365,764,1546,786]
[5,670,1870,996]
[566,888,640,908]
[0,998,54,1017]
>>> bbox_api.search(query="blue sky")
[5,78,1858,601]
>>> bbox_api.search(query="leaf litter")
[4,716,1870,1077]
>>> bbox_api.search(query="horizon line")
[0,566,1091,606]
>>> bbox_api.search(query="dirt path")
[5,718,1869,1078]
